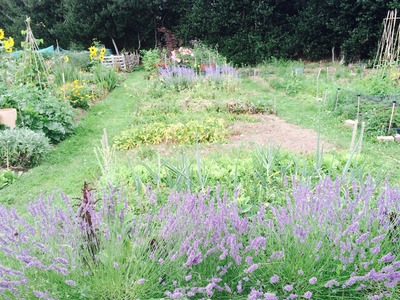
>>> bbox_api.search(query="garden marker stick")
[316,68,321,100]
[350,120,358,152]
[334,88,340,111]
[387,100,397,135]
[357,121,365,155]
[356,94,361,122]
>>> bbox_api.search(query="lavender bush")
[158,64,239,91]
[0,177,399,299]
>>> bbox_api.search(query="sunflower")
[3,37,14,52]
[0,29,4,40]
[88,46,98,56]
[100,47,106,54]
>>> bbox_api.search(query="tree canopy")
[0,0,398,64]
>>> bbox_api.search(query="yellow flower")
[3,36,14,51]
[89,46,98,56]
[99,54,105,61]
[8,37,14,47]
[0,29,4,40]
[64,55,69,63]
[100,47,106,54]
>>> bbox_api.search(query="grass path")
[0,71,147,207]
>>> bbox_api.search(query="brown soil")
[226,114,336,154]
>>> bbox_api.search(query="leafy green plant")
[114,118,227,149]
[0,128,51,169]
[364,107,400,137]
[140,48,165,73]
[0,85,75,143]
[226,99,273,114]
[92,64,119,93]
[0,169,20,189]
[51,58,80,86]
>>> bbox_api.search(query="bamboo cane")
[387,100,397,135]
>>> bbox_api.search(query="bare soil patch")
[227,114,336,154]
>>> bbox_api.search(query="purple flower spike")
[379,252,395,263]
[65,280,76,286]
[270,274,279,283]
[303,291,312,299]
[284,284,294,291]
[309,277,317,284]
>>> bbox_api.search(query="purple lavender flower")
[224,283,232,293]
[113,262,119,269]
[185,274,192,281]
[379,252,395,263]
[245,256,253,264]
[284,284,294,291]
[355,232,370,244]
[371,234,386,243]
[244,263,260,274]
[370,244,381,255]
[270,274,279,283]
[264,293,279,300]
[309,277,317,284]
[298,270,304,275]
[33,290,52,299]
[237,280,243,293]
[137,278,146,284]
[324,279,339,288]
[369,294,383,300]
[303,291,312,299]
[65,280,76,286]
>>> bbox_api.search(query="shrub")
[114,118,227,149]
[0,128,51,169]
[0,178,398,299]
[0,85,75,143]
[158,64,239,91]
[140,48,166,73]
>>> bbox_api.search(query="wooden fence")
[101,52,140,71]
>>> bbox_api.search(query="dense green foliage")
[0,127,51,168]
[0,85,75,143]
[1,1,400,64]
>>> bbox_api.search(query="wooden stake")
[111,38,119,55]
[357,121,365,155]
[316,69,321,100]
[356,94,361,122]
[350,120,358,152]
[334,88,340,111]
[387,100,397,135]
